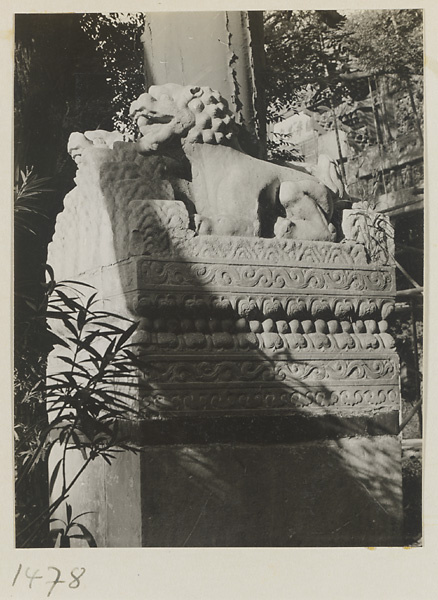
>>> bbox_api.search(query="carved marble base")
[49,141,399,421]
[46,71,404,546]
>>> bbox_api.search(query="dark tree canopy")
[264,10,349,121]
[264,9,423,121]
[80,13,145,135]
[341,9,423,78]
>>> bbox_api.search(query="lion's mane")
[129,84,239,149]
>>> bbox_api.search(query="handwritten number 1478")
[12,564,86,597]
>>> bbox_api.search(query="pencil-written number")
[12,564,86,597]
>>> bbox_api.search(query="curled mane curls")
[129,84,239,152]
[184,87,238,146]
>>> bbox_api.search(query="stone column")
[142,11,266,156]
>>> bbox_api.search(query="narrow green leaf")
[45,310,74,319]
[60,534,71,548]
[57,356,90,376]
[101,454,113,465]
[51,530,64,547]
[90,321,126,332]
[85,292,98,310]
[77,307,87,332]
[44,264,55,282]
[55,289,84,312]
[77,343,103,361]
[93,311,134,323]
[60,318,79,339]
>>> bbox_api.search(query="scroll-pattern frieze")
[143,358,397,385]
[138,259,395,295]
[140,386,399,414]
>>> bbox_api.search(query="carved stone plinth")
[48,122,402,547]
[50,141,399,426]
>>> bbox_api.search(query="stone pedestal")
[48,139,402,546]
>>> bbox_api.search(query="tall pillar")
[142,11,266,156]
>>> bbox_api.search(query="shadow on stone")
[47,133,404,547]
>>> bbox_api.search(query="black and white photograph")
[6,2,437,596]
[13,8,424,553]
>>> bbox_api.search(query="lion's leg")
[275,180,336,241]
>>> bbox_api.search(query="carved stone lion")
[130,84,342,241]
[68,130,124,164]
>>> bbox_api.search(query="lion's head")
[129,84,239,153]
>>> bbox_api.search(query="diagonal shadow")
[56,138,404,547]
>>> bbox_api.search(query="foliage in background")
[266,132,305,164]
[264,11,358,123]
[14,168,53,236]
[341,9,423,79]
[80,13,146,137]
[15,170,58,547]
[263,10,363,164]
[393,305,423,403]
[264,9,423,122]
[341,10,424,143]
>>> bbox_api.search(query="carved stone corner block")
[342,207,395,264]
[48,186,118,279]
[128,199,195,258]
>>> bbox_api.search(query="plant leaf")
[66,503,72,524]
[49,458,63,496]
[72,523,97,547]
[58,279,96,290]
[114,321,138,351]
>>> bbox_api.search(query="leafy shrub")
[15,271,144,547]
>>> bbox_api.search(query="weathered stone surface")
[48,75,402,547]
[130,83,343,240]
[141,12,267,156]
[50,445,142,548]
[137,436,401,546]
[55,433,402,547]
[49,130,399,419]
